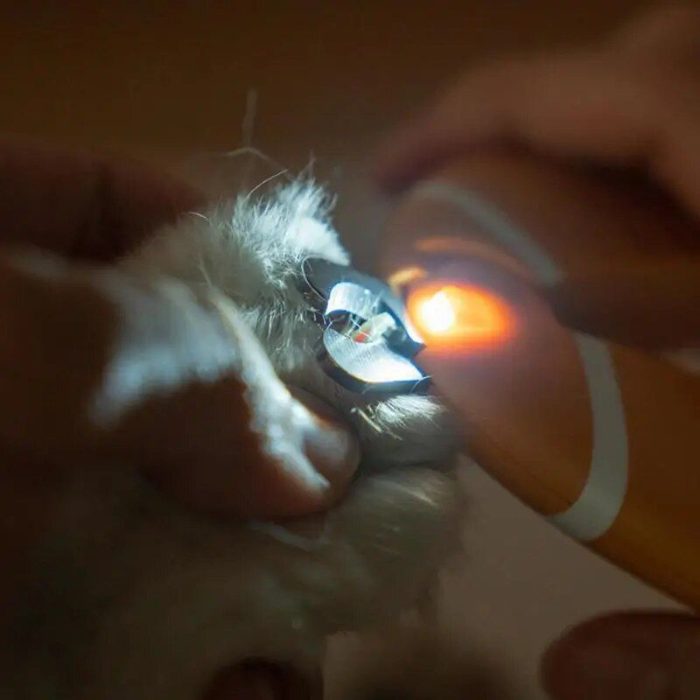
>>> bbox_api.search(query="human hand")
[0,140,357,700]
[375,5,700,699]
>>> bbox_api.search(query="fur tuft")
[2,179,464,700]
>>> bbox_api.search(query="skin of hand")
[0,139,358,700]
[375,5,700,700]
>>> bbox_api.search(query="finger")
[127,377,360,518]
[0,252,358,518]
[541,611,700,700]
[0,139,202,261]
[374,39,700,223]
[544,258,700,349]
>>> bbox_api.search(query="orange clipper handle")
[382,153,700,609]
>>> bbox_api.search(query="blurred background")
[0,2,680,698]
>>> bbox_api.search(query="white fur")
[1,182,462,700]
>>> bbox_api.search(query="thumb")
[0,250,358,518]
[542,611,700,700]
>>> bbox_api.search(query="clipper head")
[298,258,430,396]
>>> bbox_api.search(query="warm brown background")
[0,0,669,262]
[0,2,683,698]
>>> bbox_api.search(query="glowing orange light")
[407,283,516,350]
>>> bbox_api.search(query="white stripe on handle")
[412,180,629,542]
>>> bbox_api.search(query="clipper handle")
[383,152,700,609]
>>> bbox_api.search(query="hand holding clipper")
[376,6,700,699]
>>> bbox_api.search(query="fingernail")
[304,415,360,480]
[290,387,360,485]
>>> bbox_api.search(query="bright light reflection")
[407,283,516,350]
[417,290,456,334]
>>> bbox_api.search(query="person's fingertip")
[304,416,360,497]
[541,613,700,700]
[290,388,360,498]
[542,638,668,700]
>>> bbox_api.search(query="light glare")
[418,291,456,334]
[407,283,515,350]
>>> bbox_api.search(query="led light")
[417,290,456,333]
[407,283,515,350]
